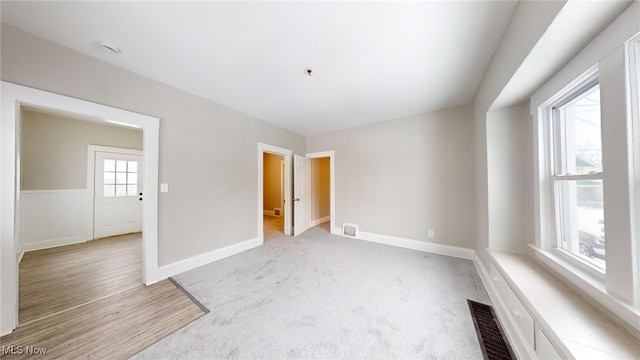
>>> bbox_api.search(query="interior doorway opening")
[257,143,292,244]
[1,82,160,335]
[305,151,336,236]
[263,153,285,241]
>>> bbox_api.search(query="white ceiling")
[2,1,518,136]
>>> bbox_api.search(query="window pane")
[115,172,127,184]
[104,185,115,197]
[128,161,138,173]
[115,185,127,197]
[557,86,602,174]
[104,171,115,185]
[104,159,116,172]
[116,160,127,172]
[556,179,606,269]
[127,184,138,196]
[128,173,138,184]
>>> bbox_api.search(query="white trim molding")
[309,216,330,228]
[335,227,476,260]
[158,237,261,279]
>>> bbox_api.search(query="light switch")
[160,183,169,193]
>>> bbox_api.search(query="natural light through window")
[103,159,138,197]
[551,80,606,269]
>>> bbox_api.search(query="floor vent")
[274,208,281,217]
[342,223,358,237]
[467,300,515,360]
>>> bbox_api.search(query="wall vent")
[274,208,281,217]
[342,223,358,238]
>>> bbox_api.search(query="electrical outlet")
[428,230,434,238]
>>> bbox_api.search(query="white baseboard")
[349,229,475,260]
[309,216,330,228]
[473,252,536,360]
[1,302,16,336]
[22,235,88,252]
[158,237,261,280]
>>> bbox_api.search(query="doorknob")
[293,198,300,202]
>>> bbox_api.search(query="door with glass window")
[94,152,143,239]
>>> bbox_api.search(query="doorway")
[1,82,160,335]
[257,143,292,243]
[263,153,285,241]
[306,151,336,235]
[91,148,144,239]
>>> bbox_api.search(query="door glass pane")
[557,86,602,174]
[104,171,115,184]
[128,173,138,184]
[115,172,127,184]
[127,184,138,196]
[115,185,127,197]
[556,179,606,269]
[104,159,116,172]
[128,161,138,173]
[104,185,115,197]
[116,160,127,172]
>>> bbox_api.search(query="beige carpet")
[134,224,491,359]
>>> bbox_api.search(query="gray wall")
[486,103,532,253]
[21,109,143,190]
[472,1,566,266]
[1,24,306,266]
[307,105,475,248]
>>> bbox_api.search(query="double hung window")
[548,74,606,270]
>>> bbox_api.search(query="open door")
[293,155,310,236]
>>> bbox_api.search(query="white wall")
[1,24,306,266]
[307,105,474,248]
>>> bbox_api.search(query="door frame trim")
[258,143,292,240]
[88,146,144,239]
[306,151,336,234]
[1,81,160,335]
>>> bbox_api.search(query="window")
[103,159,138,197]
[549,74,606,270]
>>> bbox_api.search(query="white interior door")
[94,152,143,239]
[294,155,310,236]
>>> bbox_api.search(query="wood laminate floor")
[19,233,142,323]
[1,233,207,359]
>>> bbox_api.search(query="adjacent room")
[1,1,639,359]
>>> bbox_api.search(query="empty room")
[1,1,640,359]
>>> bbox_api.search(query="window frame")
[546,73,606,275]
[531,25,640,332]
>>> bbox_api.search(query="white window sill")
[489,248,640,359]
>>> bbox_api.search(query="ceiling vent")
[342,223,358,238]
